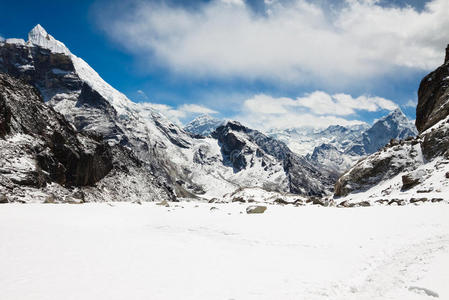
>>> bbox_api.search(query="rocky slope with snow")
[211,121,335,197]
[0,25,334,202]
[0,73,175,203]
[334,45,449,204]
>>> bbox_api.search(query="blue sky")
[1,0,448,130]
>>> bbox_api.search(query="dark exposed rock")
[401,170,426,191]
[410,197,428,204]
[310,197,326,206]
[388,199,406,206]
[0,194,8,203]
[273,198,289,205]
[232,197,246,203]
[356,201,371,207]
[375,199,389,205]
[337,200,370,208]
[293,199,304,206]
[431,198,444,203]
[416,44,449,133]
[337,200,354,208]
[0,73,112,187]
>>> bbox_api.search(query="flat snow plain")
[1,202,448,300]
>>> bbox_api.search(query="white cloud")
[97,0,449,85]
[178,104,218,115]
[233,91,397,130]
[138,102,217,125]
[136,90,149,100]
[403,99,418,108]
[220,0,245,6]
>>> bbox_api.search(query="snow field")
[0,202,448,300]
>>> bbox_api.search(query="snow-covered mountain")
[268,109,417,174]
[357,108,418,155]
[0,25,333,202]
[184,114,225,136]
[334,45,449,205]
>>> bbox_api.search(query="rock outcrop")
[416,46,449,133]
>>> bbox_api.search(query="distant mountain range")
[185,108,417,174]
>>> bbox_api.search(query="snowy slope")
[1,202,448,300]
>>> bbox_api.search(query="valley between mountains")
[1,24,449,300]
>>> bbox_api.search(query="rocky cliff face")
[334,45,449,203]
[0,73,113,188]
[415,46,449,133]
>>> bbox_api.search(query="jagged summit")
[375,107,412,129]
[27,24,70,54]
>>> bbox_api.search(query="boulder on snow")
[431,198,444,203]
[337,200,354,208]
[401,169,426,190]
[375,199,389,205]
[355,201,371,207]
[388,199,406,206]
[43,194,58,204]
[410,197,428,204]
[273,198,289,205]
[246,205,267,214]
[156,199,169,207]
[232,197,246,203]
[0,194,8,203]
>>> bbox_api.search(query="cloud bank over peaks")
[143,90,399,131]
[96,0,449,86]
[233,91,398,131]
[138,102,218,125]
